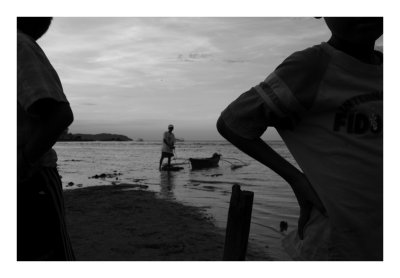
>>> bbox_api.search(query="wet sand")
[64,184,269,261]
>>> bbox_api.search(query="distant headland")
[58,131,133,142]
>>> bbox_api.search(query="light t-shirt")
[161,131,175,153]
[220,42,383,260]
[17,30,69,168]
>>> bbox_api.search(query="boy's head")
[324,17,383,45]
[168,124,174,131]
[17,17,53,41]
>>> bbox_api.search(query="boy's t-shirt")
[17,31,69,169]
[220,42,383,260]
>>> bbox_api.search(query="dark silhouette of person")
[17,17,75,260]
[159,124,176,170]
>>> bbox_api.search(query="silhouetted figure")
[17,17,75,260]
[217,18,383,260]
[159,124,176,170]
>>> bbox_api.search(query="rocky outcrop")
[58,132,132,141]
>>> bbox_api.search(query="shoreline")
[64,184,270,261]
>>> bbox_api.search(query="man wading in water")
[159,124,176,170]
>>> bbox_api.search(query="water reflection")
[159,171,176,198]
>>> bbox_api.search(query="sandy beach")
[64,184,268,261]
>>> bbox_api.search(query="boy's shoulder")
[17,30,49,65]
[270,44,332,110]
[275,43,331,76]
[17,31,37,50]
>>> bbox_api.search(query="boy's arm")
[217,47,329,238]
[22,99,74,165]
[217,117,326,239]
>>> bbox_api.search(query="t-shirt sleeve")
[219,45,328,140]
[219,87,271,139]
[17,35,68,113]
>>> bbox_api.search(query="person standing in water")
[159,124,176,170]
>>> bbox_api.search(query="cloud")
[40,17,332,140]
[81,102,97,106]
[177,52,214,63]
[223,59,246,64]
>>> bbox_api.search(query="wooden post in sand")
[223,184,254,261]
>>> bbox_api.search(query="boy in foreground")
[217,17,383,260]
[17,17,75,260]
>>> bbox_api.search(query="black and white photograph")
[6,0,398,276]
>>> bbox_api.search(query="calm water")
[54,140,300,260]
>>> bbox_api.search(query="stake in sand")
[223,184,254,260]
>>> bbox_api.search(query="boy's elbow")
[216,116,249,148]
[216,116,232,141]
[216,116,225,137]
[65,105,74,127]
[59,103,74,128]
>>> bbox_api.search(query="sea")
[54,140,300,260]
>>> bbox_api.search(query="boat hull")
[189,154,221,169]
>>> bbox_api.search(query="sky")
[39,17,382,140]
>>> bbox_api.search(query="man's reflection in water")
[160,171,176,198]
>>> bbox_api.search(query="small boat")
[189,153,221,169]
